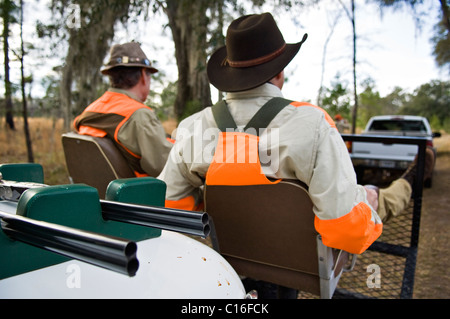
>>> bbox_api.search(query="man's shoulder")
[126,107,159,127]
[285,100,336,129]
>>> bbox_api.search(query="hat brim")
[101,64,158,75]
[207,38,306,92]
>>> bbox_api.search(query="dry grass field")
[1,117,449,298]
[0,118,68,185]
[0,117,179,185]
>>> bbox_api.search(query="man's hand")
[364,186,379,212]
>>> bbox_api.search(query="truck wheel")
[356,167,367,184]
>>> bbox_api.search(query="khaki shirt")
[111,88,173,176]
[158,83,381,226]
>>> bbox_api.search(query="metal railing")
[333,134,428,299]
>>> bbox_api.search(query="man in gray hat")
[74,42,173,177]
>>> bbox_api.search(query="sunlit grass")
[1,117,69,185]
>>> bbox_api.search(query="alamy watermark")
[66,263,81,289]
[66,4,81,29]
[366,264,381,288]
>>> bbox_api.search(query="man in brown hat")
[74,42,173,177]
[157,13,434,297]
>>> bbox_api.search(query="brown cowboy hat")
[207,13,307,92]
[101,42,158,75]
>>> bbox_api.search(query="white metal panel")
[0,230,246,299]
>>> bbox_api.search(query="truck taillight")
[346,141,352,153]
[426,140,433,147]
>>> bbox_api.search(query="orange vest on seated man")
[199,97,381,255]
[74,90,173,177]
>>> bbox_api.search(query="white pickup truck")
[349,115,440,187]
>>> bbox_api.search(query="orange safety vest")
[206,98,337,186]
[73,91,151,177]
[205,97,292,186]
[204,97,381,255]
[165,98,290,211]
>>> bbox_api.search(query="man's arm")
[157,138,204,211]
[118,108,173,176]
[308,117,382,254]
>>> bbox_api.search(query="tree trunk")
[60,45,74,132]
[350,0,358,134]
[19,0,33,162]
[338,0,358,133]
[439,0,450,33]
[164,0,212,120]
[60,0,131,131]
[2,0,15,130]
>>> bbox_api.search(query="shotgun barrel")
[0,211,139,277]
[0,180,210,238]
[101,200,210,238]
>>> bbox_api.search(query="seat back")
[0,163,44,183]
[204,180,352,298]
[62,132,135,198]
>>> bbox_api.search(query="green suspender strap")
[211,97,293,135]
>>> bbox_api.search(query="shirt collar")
[108,87,143,103]
[225,83,284,100]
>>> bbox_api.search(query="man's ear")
[140,68,147,83]
[269,70,284,90]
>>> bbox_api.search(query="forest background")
[1,0,450,299]
[0,0,449,178]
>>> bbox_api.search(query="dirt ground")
[413,134,450,299]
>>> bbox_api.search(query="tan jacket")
[74,89,173,177]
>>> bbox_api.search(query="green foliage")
[358,79,409,128]
[0,0,19,24]
[319,73,351,120]
[147,81,177,121]
[431,16,450,73]
[443,117,450,132]
[319,76,449,131]
[180,99,204,122]
[358,79,382,128]
[399,80,450,129]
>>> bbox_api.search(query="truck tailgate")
[351,141,418,162]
